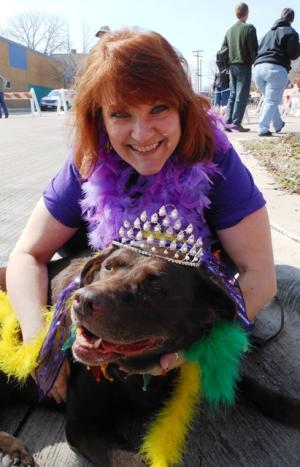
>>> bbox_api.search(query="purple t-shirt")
[43,145,265,232]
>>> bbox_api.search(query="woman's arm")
[217,206,277,321]
[6,197,78,342]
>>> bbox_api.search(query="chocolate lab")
[0,246,299,466]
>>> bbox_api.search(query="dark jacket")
[223,20,258,66]
[254,19,300,71]
[213,69,230,91]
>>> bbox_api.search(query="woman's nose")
[131,118,154,141]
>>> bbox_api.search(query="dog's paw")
[0,432,37,466]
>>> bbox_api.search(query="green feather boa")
[184,320,250,406]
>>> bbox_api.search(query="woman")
[6,28,276,403]
[253,8,300,136]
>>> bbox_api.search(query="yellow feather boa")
[140,362,201,466]
[0,290,201,466]
[0,291,53,381]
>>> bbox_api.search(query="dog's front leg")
[66,419,146,467]
[66,364,146,467]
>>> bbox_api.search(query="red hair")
[72,29,215,176]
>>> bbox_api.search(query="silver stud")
[159,206,166,216]
[170,241,177,250]
[174,253,180,258]
[195,238,202,247]
[189,246,197,256]
[151,213,158,223]
[136,230,143,241]
[144,221,151,231]
[154,224,161,232]
[170,209,178,219]
[162,217,170,227]
[176,231,185,241]
[127,228,134,238]
[119,226,125,236]
[174,219,182,230]
[124,219,131,228]
[163,249,169,255]
[151,246,156,252]
[134,218,141,228]
[166,227,173,236]
[147,235,154,244]
[180,244,188,254]
[140,243,145,249]
[187,234,195,245]
[159,239,166,247]
[185,224,193,234]
[140,211,147,222]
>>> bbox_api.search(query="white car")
[40,89,74,110]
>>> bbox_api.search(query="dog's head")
[70,245,238,372]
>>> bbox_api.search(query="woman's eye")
[110,111,129,119]
[151,104,168,114]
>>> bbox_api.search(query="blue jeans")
[253,63,288,134]
[0,92,9,118]
[214,88,230,106]
[226,65,251,126]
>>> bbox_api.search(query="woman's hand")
[48,360,71,403]
[137,351,185,376]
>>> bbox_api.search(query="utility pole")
[192,50,203,94]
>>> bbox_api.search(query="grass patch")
[241,134,300,194]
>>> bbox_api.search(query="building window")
[8,42,28,70]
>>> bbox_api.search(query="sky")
[2,0,300,88]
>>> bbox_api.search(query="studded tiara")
[112,205,204,267]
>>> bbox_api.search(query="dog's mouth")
[72,325,163,366]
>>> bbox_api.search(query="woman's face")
[102,102,181,175]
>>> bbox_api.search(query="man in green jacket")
[222,3,258,131]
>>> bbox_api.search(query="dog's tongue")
[99,338,156,356]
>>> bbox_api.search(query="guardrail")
[3,88,41,117]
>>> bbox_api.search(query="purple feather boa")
[81,120,230,250]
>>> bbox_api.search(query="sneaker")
[275,122,285,133]
[258,131,273,137]
[233,125,250,132]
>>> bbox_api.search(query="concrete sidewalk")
[227,108,300,267]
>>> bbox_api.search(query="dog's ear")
[79,245,115,286]
[196,269,238,321]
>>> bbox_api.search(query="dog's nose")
[73,289,102,317]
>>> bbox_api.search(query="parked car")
[40,89,73,111]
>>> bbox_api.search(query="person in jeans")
[253,8,300,136]
[222,3,258,132]
[212,53,230,108]
[0,76,9,119]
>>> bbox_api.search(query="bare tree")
[81,22,96,54]
[5,10,68,55]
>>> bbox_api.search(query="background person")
[253,8,300,136]
[212,53,230,108]
[95,25,111,38]
[6,28,276,403]
[222,2,258,132]
[0,75,9,119]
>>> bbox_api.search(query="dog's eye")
[104,262,112,271]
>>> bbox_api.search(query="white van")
[40,89,74,110]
